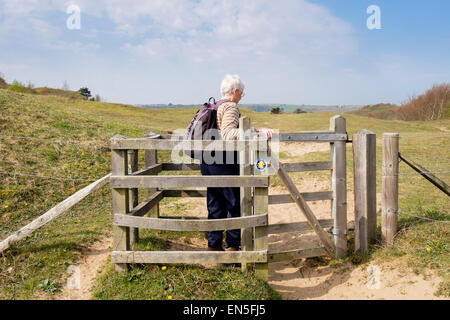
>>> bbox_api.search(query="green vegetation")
[0,86,448,299]
[352,83,450,121]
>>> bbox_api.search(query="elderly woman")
[201,74,273,252]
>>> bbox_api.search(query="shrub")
[396,83,450,121]
[0,74,7,89]
[7,80,35,94]
[270,107,281,114]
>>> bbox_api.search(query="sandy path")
[54,237,112,300]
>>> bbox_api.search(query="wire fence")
[0,134,110,150]
[0,171,97,182]
[398,209,450,224]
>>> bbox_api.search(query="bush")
[7,80,35,94]
[0,74,7,89]
[397,83,450,121]
[294,108,306,114]
[270,107,281,114]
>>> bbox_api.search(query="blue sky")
[0,0,449,106]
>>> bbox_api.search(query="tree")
[294,108,306,114]
[270,107,281,114]
[78,87,91,99]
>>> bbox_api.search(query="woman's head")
[221,74,245,103]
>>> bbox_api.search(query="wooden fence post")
[382,133,399,246]
[145,132,160,218]
[353,130,377,254]
[128,149,139,247]
[239,117,253,272]
[111,135,130,272]
[330,116,347,258]
[254,136,269,280]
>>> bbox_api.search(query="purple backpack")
[183,97,230,159]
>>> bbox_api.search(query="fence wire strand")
[0,171,97,182]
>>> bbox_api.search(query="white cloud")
[115,0,355,62]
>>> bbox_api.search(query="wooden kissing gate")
[109,115,376,281]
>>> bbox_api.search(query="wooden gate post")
[239,117,253,272]
[145,132,160,218]
[254,136,269,280]
[382,133,399,246]
[353,130,376,254]
[330,116,347,258]
[111,135,130,272]
[127,149,139,246]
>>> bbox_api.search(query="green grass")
[92,263,281,300]
[0,88,449,299]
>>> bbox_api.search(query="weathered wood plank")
[281,161,332,172]
[144,132,159,218]
[111,139,260,151]
[111,146,130,272]
[330,115,347,258]
[162,163,201,171]
[269,191,333,204]
[127,150,139,246]
[268,247,328,263]
[240,117,253,272]
[280,133,347,142]
[353,130,377,254]
[131,191,164,217]
[0,174,110,254]
[110,175,268,188]
[277,166,336,255]
[382,133,399,246]
[111,250,267,264]
[267,219,333,235]
[130,163,163,176]
[114,214,268,232]
[162,189,206,198]
[254,188,269,280]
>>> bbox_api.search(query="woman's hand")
[255,128,274,139]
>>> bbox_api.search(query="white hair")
[220,74,245,98]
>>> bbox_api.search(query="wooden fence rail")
[0,174,111,254]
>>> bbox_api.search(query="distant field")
[138,103,363,113]
[0,88,448,299]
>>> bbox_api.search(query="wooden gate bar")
[110,175,268,188]
[268,247,328,263]
[280,133,347,142]
[277,166,336,255]
[267,219,333,235]
[111,250,267,264]
[114,214,268,232]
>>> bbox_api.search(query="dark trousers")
[200,163,241,249]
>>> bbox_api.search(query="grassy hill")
[0,88,449,299]
[351,83,450,121]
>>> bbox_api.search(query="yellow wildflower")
[161,266,167,271]
[168,295,172,300]
[426,247,431,253]
[3,205,8,209]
